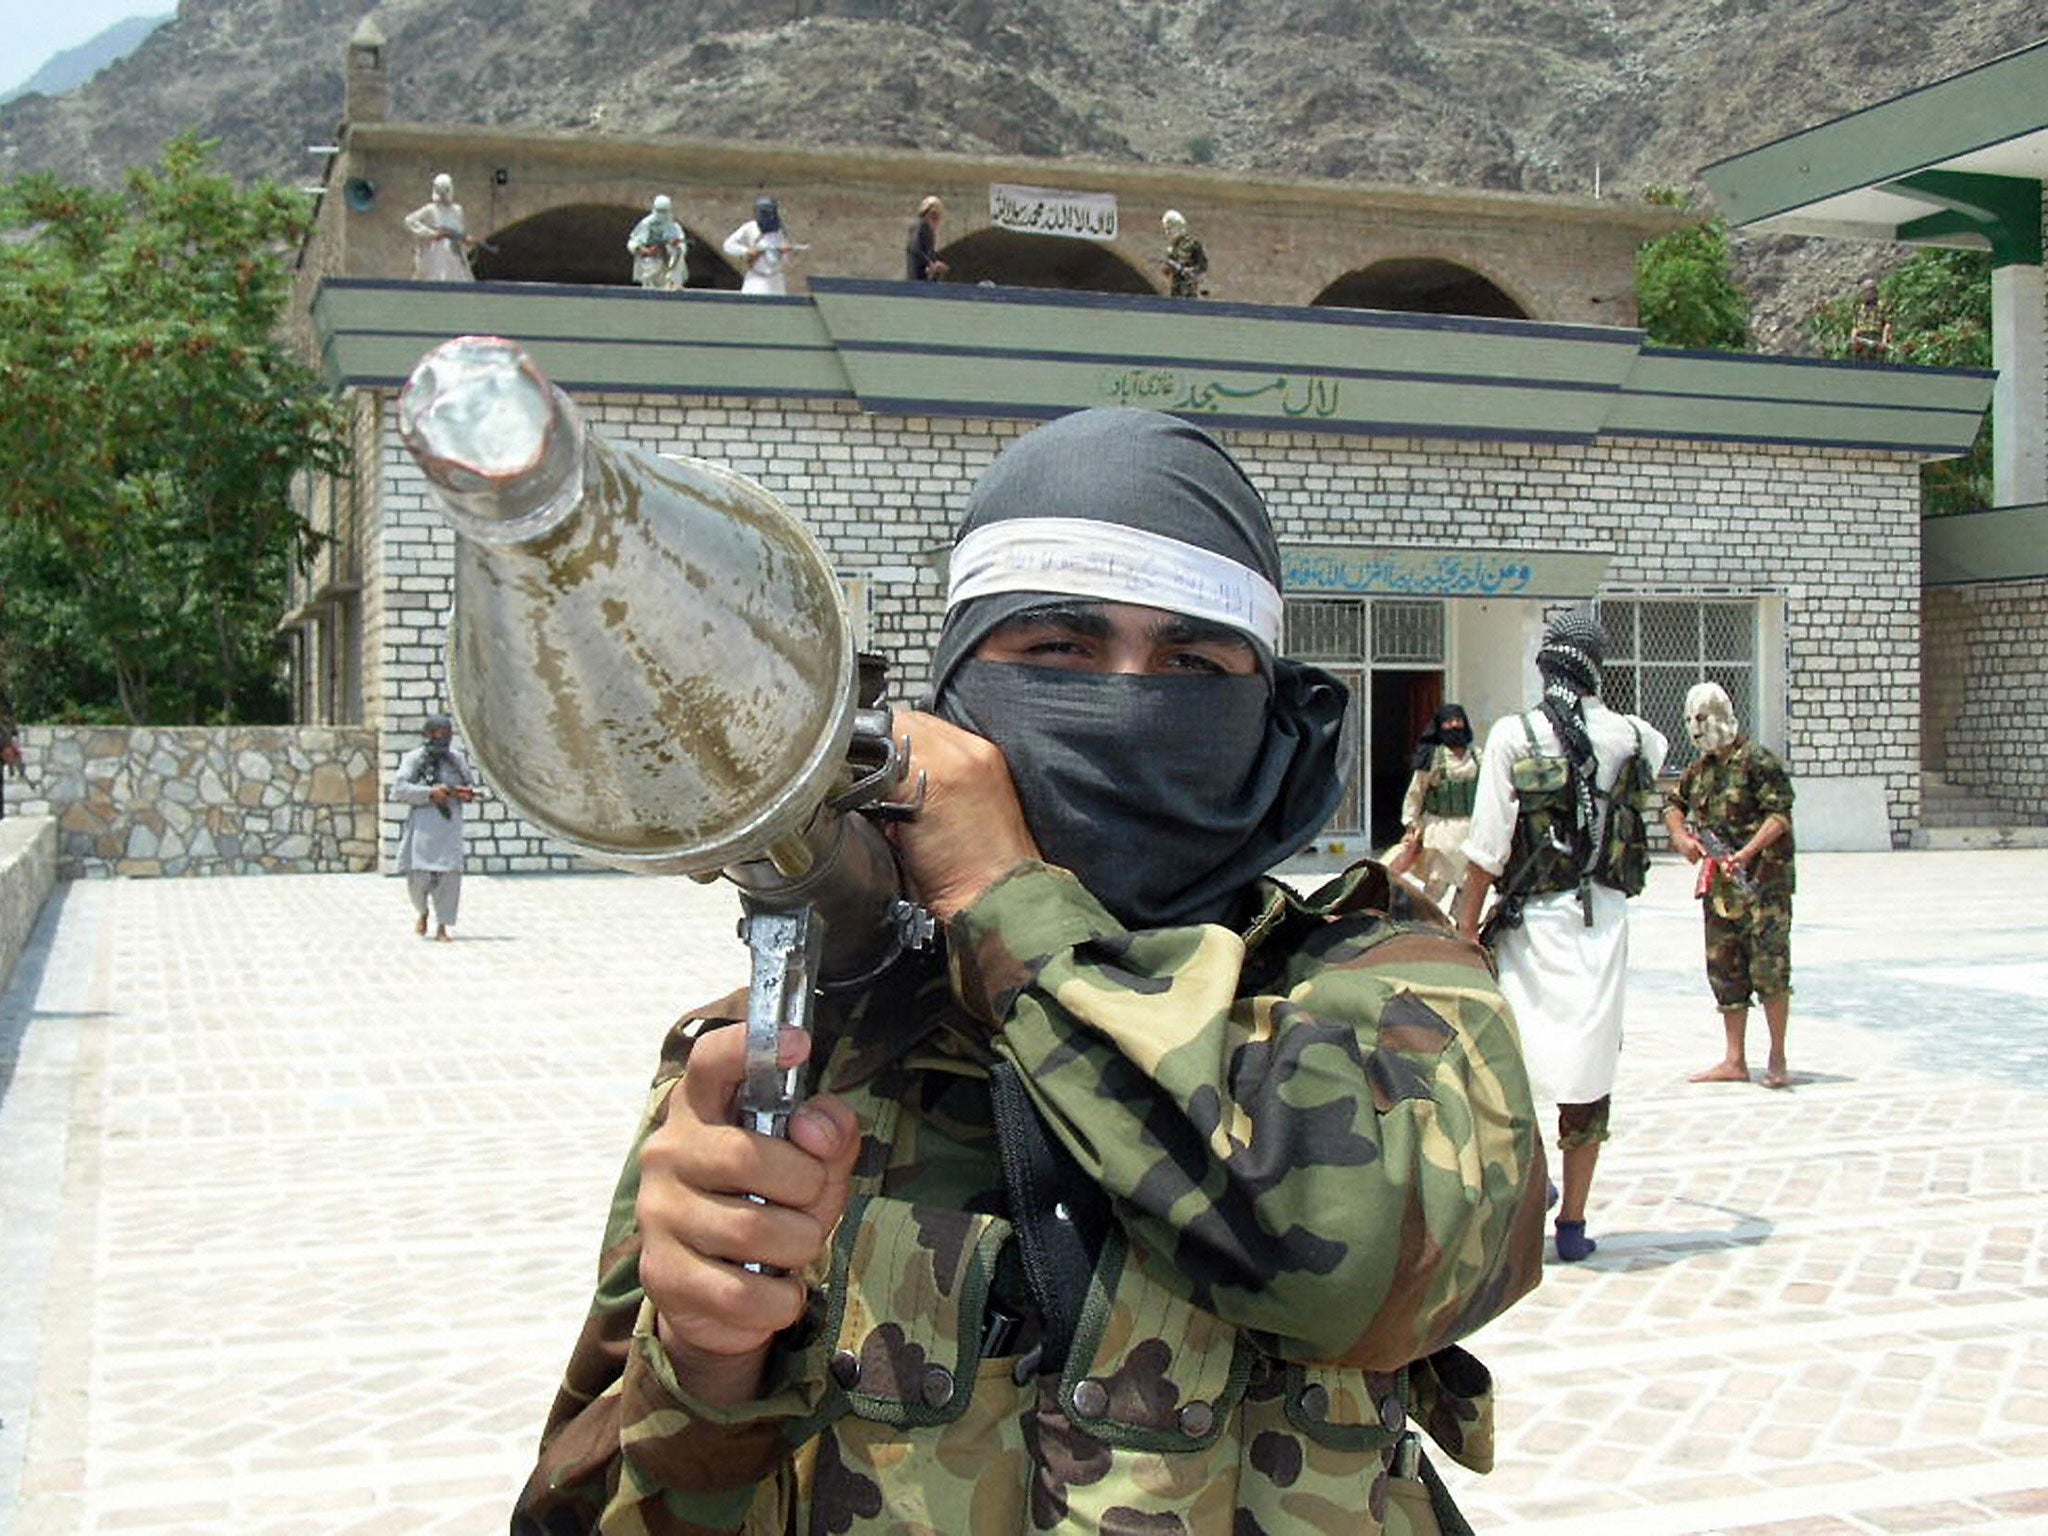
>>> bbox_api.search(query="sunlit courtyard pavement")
[2,850,2045,1535]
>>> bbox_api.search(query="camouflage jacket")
[514,860,1547,1536]
[1664,738,1796,899]
[1164,233,1208,296]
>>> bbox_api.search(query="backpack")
[1497,720,1583,904]
[1591,719,1654,897]
[1496,714,1652,911]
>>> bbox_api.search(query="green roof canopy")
[1701,39,2048,266]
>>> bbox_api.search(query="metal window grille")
[1372,600,1445,664]
[1282,596,1445,837]
[1283,600,1366,662]
[1600,598,1759,773]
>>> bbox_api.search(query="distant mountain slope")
[1,13,172,106]
[1,0,2039,349]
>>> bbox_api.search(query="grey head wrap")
[930,407,1349,930]
[1535,607,1607,862]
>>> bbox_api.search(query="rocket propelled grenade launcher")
[397,336,929,1145]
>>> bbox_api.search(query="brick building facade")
[329,363,1949,871]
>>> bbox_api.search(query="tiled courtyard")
[3,850,2044,1535]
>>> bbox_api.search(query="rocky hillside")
[3,0,2040,348]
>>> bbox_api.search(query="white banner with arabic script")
[989,183,1119,242]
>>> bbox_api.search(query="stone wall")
[11,727,380,878]
[367,390,1928,865]
[0,818,57,993]
[1923,579,2048,822]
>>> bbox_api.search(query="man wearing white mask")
[403,174,475,283]
[628,195,688,290]
[1159,209,1208,298]
[1663,683,1796,1089]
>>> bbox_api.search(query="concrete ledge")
[1792,777,1897,851]
[1910,824,2048,851]
[0,818,57,995]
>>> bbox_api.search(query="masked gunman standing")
[1384,703,1480,908]
[391,714,478,942]
[403,174,476,283]
[723,197,799,296]
[905,194,949,281]
[1160,208,1209,298]
[1663,683,1796,1089]
[1457,610,1667,1263]
[514,408,1546,1536]
[628,196,689,290]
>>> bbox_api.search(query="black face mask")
[937,658,1346,930]
[1440,722,1473,750]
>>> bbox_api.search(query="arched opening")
[935,228,1157,296]
[1312,258,1529,320]
[469,202,741,289]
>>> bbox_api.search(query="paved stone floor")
[2,850,2044,1535]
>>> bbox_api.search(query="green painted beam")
[1924,503,2048,585]
[311,279,851,396]
[1896,209,1990,247]
[311,277,1995,458]
[810,280,1643,386]
[1700,40,2048,227]
[1621,349,1993,414]
[1889,170,2043,266]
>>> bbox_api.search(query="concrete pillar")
[1991,261,2047,507]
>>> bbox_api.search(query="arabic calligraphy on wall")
[1105,366,1341,419]
[988,184,1120,242]
[1283,549,1539,597]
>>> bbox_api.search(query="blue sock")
[1555,1220,1597,1262]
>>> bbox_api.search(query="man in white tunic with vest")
[1456,609,1667,1263]
[391,713,480,941]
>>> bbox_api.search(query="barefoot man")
[1663,683,1796,1088]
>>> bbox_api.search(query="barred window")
[1283,596,1445,840]
[1599,598,1758,774]
[1284,599,1367,662]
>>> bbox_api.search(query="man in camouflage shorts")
[515,407,1547,1536]
[1663,682,1797,1089]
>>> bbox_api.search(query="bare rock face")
[1,0,2039,348]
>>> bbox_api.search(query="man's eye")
[1167,651,1228,674]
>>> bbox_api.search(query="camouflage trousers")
[1702,892,1792,1010]
[1557,1096,1610,1151]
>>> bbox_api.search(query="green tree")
[0,133,345,724]
[1634,185,1752,352]
[1809,249,1993,514]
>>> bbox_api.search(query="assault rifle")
[1688,821,1760,902]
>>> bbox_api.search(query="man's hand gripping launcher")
[396,337,930,1145]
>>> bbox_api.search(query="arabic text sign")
[1105,366,1341,420]
[990,184,1119,242]
[1283,546,1612,599]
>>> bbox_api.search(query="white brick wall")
[365,392,1928,868]
[1925,578,2048,823]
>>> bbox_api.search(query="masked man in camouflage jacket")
[1662,682,1796,1089]
[514,408,1548,1536]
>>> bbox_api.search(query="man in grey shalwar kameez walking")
[391,714,479,941]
